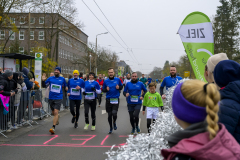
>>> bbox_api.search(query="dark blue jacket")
[23,74,33,90]
[219,80,240,144]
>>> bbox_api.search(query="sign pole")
[35,53,43,89]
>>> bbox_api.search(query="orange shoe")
[49,127,55,134]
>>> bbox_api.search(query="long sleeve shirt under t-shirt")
[143,92,163,111]
[84,80,101,99]
[103,77,123,99]
[45,76,67,100]
[124,81,147,104]
[67,77,85,100]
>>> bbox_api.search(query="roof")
[0,53,35,60]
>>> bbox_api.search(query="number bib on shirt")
[130,96,138,102]
[71,88,80,96]
[51,84,61,93]
[110,98,118,104]
[86,92,95,99]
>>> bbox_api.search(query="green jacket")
[140,77,148,87]
[143,92,163,107]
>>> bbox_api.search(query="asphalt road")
[0,89,154,160]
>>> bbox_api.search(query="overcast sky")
[76,0,220,74]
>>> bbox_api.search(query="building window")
[30,17,35,24]
[20,17,25,24]
[19,47,24,54]
[9,30,15,40]
[62,50,65,59]
[39,17,44,24]
[0,30,5,39]
[19,31,24,40]
[10,17,15,24]
[39,31,44,40]
[30,31,34,40]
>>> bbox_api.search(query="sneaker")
[74,122,78,128]
[56,115,60,125]
[108,128,113,134]
[131,128,135,135]
[71,116,76,124]
[136,126,141,134]
[49,127,55,134]
[6,127,13,133]
[113,122,117,130]
[91,126,96,131]
[13,125,18,130]
[84,124,89,130]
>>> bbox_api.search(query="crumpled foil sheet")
[106,79,188,160]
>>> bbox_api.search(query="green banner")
[178,12,214,82]
[118,70,121,76]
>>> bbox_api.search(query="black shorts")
[49,99,62,111]
[105,98,119,113]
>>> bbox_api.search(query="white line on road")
[102,110,106,114]
[139,118,141,129]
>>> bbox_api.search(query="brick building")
[0,13,88,77]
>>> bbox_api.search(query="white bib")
[51,84,61,93]
[70,88,80,96]
[110,98,118,104]
[85,92,95,99]
[130,96,138,102]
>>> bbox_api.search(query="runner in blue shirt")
[123,72,147,134]
[45,67,68,134]
[83,72,101,131]
[147,76,152,85]
[160,65,182,99]
[102,67,123,134]
[67,70,85,129]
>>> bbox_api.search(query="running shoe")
[84,124,89,130]
[131,128,135,135]
[108,128,113,134]
[72,116,76,123]
[113,122,117,130]
[91,126,96,131]
[49,127,55,134]
[136,126,141,134]
[74,122,78,128]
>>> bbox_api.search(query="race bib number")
[130,96,138,102]
[86,92,95,99]
[51,84,61,93]
[71,88,80,96]
[110,98,118,104]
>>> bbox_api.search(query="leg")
[84,100,90,124]
[53,109,59,126]
[75,100,81,122]
[98,94,102,106]
[106,99,113,129]
[90,99,96,126]
[128,111,135,128]
[133,109,140,127]
[70,100,76,117]
[147,119,152,133]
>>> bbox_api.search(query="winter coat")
[218,80,240,144]
[161,123,240,160]
[14,81,26,106]
[23,74,33,90]
[0,75,12,96]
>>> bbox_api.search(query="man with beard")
[123,72,147,134]
[45,67,68,134]
[123,74,131,88]
[160,65,182,99]
[102,67,123,134]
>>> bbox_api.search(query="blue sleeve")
[103,81,107,89]
[45,78,50,86]
[161,78,166,87]
[95,82,101,90]
[178,77,183,80]
[63,78,67,88]
[24,77,33,90]
[124,83,128,93]
[142,83,147,92]
[81,80,85,89]
[67,80,70,93]
[119,79,123,86]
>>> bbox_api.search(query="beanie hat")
[22,67,29,76]
[207,53,228,72]
[3,70,13,78]
[55,67,61,73]
[73,70,79,75]
[214,60,240,88]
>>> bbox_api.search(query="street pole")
[95,36,97,75]
[90,54,91,72]
[28,7,31,69]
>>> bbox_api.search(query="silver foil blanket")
[106,79,188,160]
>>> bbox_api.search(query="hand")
[91,87,96,92]
[140,96,143,100]
[116,85,119,89]
[10,92,15,96]
[126,93,129,97]
[142,111,145,115]
[107,86,110,91]
[67,93,70,96]
[65,87,68,91]
[162,94,166,99]
[76,85,81,90]
[83,92,87,95]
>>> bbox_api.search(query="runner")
[160,65,182,99]
[96,74,104,107]
[83,72,101,131]
[147,76,152,87]
[102,67,123,134]
[45,67,68,134]
[139,74,148,88]
[123,72,147,134]
[67,70,85,128]
[123,73,131,88]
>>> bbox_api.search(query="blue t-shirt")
[45,76,67,100]
[67,78,85,100]
[124,81,147,104]
[103,77,123,99]
[84,80,101,99]
[161,76,183,90]
[148,78,152,84]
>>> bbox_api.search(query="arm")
[142,93,148,111]
[160,78,166,96]
[117,79,123,90]
[102,81,108,92]
[67,80,70,93]
[95,82,101,94]
[123,83,128,97]
[0,83,11,96]
[142,83,147,97]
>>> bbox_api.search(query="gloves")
[161,106,164,111]
[91,87,96,92]
[83,92,87,95]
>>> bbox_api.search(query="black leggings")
[97,94,102,105]
[70,100,81,122]
[147,119,156,133]
[84,99,96,126]
[128,109,140,128]
[106,99,119,128]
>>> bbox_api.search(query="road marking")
[139,118,141,129]
[102,110,106,114]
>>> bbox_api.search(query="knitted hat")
[73,70,79,75]
[3,70,13,78]
[22,67,29,76]
[214,60,240,88]
[55,67,61,73]
[207,53,228,72]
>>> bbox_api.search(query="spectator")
[22,67,33,90]
[161,80,240,159]
[79,72,83,79]
[213,60,240,144]
[50,72,54,77]
[42,73,47,88]
[0,67,3,75]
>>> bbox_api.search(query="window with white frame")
[59,50,61,57]
[19,31,24,40]
[62,50,64,59]
[30,31,34,40]
[65,51,67,59]
[20,17,25,24]
[68,52,70,60]
[39,31,44,40]
[9,30,15,40]
[39,17,44,24]
[10,17,15,24]
[19,47,24,54]
[0,30,5,39]
[60,49,62,58]
[30,17,35,24]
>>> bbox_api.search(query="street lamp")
[95,32,108,75]
[90,54,92,72]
